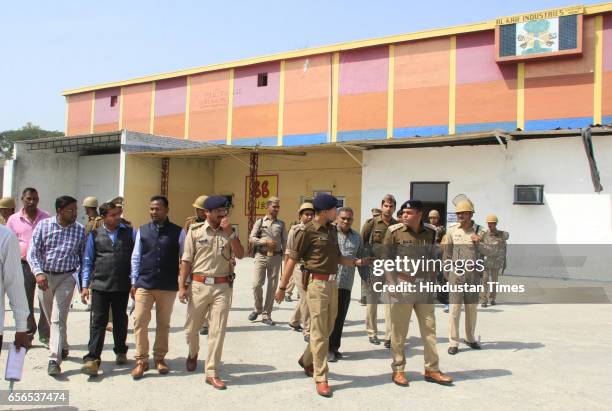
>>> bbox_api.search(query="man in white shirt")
[0,225,30,354]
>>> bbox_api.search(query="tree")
[0,123,64,161]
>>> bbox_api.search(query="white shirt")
[0,225,29,335]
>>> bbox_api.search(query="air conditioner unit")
[514,185,544,205]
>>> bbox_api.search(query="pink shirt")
[6,208,51,260]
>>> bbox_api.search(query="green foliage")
[0,123,64,160]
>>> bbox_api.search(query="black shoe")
[304,335,310,343]
[48,360,61,376]
[61,349,69,360]
[334,351,343,360]
[481,302,488,308]
[284,295,292,302]
[384,339,391,349]
[289,323,303,332]
[262,318,276,326]
[360,297,366,306]
[465,340,481,350]
[327,351,337,363]
[199,326,209,336]
[369,336,381,345]
[448,347,459,355]
[248,311,259,321]
[490,301,496,306]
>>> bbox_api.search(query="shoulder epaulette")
[388,223,404,232]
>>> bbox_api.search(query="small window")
[110,95,118,107]
[257,73,268,87]
[514,185,544,205]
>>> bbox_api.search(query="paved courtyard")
[2,258,612,410]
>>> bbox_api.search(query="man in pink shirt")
[6,187,50,345]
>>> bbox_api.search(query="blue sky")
[0,0,603,131]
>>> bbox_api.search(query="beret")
[399,199,423,212]
[313,194,338,211]
[204,195,229,210]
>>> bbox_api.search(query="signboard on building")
[495,5,583,62]
[245,174,279,216]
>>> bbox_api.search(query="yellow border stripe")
[118,86,124,130]
[226,69,235,145]
[184,76,192,139]
[331,52,340,142]
[594,15,603,125]
[387,44,395,139]
[89,91,96,134]
[517,62,525,130]
[149,82,156,134]
[448,36,456,135]
[277,60,286,146]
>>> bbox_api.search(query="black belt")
[43,269,76,275]
[256,251,283,256]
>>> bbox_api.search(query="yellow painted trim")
[226,69,235,145]
[184,76,192,139]
[331,52,340,143]
[387,44,395,139]
[448,36,456,135]
[277,60,286,146]
[594,15,603,125]
[517,63,525,130]
[118,86,124,130]
[64,96,69,135]
[149,82,156,134]
[89,91,96,134]
[585,2,612,15]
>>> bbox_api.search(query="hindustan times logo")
[372,257,485,277]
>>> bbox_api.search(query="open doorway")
[410,182,448,227]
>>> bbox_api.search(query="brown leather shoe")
[298,356,314,377]
[392,371,409,387]
[206,376,227,390]
[424,369,454,385]
[315,381,332,397]
[154,359,170,375]
[186,355,198,372]
[131,360,149,380]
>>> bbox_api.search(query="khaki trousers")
[185,281,232,377]
[39,272,75,364]
[133,288,177,361]
[285,274,296,296]
[366,303,391,339]
[390,303,439,372]
[289,269,310,335]
[480,265,502,303]
[449,299,477,348]
[252,254,282,318]
[301,279,338,382]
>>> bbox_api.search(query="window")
[514,185,544,205]
[110,95,118,107]
[257,73,268,87]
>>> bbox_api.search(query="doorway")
[410,182,448,226]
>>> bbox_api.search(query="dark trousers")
[21,261,50,339]
[329,288,351,352]
[84,289,129,361]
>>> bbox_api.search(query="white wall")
[76,154,120,226]
[362,136,612,280]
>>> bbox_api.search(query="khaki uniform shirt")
[85,215,102,235]
[184,215,205,232]
[0,215,5,225]
[361,216,398,258]
[482,229,509,268]
[287,220,341,274]
[182,221,233,277]
[249,215,287,253]
[442,222,486,285]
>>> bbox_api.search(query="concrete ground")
[2,257,612,410]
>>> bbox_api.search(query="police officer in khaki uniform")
[179,196,244,390]
[287,203,315,341]
[428,209,449,312]
[443,199,486,355]
[0,197,17,225]
[248,197,286,325]
[383,200,453,387]
[275,194,369,397]
[480,215,509,307]
[360,207,382,305]
[82,197,101,234]
[360,195,396,347]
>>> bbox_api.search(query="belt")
[256,251,283,256]
[192,274,230,285]
[43,269,76,275]
[311,273,337,281]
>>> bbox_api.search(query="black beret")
[313,194,338,211]
[399,199,423,212]
[204,195,229,210]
